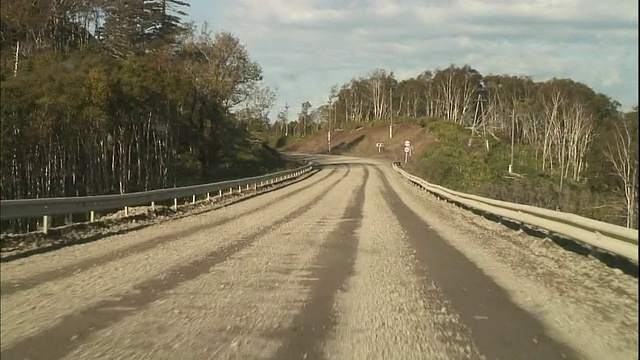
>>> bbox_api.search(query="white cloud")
[367,0,405,17]
[189,0,639,115]
[224,0,351,25]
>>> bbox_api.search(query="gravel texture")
[58,165,365,360]
[324,165,484,360]
[1,154,637,360]
[372,156,639,360]
[1,166,344,358]
[1,169,319,260]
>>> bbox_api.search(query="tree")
[0,4,279,232]
[298,101,312,136]
[431,65,483,124]
[237,83,277,131]
[187,28,262,109]
[146,0,190,48]
[365,68,395,121]
[605,112,639,228]
[100,0,148,58]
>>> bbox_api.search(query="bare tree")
[605,118,639,228]
[563,102,594,181]
[367,69,387,121]
[298,101,312,136]
[540,90,563,171]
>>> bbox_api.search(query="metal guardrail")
[392,163,639,263]
[0,162,315,233]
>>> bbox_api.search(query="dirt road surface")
[1,155,637,360]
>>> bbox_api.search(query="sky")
[186,0,638,119]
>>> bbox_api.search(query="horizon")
[186,0,638,119]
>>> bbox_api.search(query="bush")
[275,135,288,148]
[411,118,627,225]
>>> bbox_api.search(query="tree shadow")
[330,134,366,154]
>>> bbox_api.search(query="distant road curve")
[1,155,637,360]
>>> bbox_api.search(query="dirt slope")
[281,124,435,163]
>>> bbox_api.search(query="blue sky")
[186,0,638,119]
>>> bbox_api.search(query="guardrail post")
[238,185,241,193]
[229,188,233,195]
[206,192,210,201]
[173,198,178,210]
[254,183,257,191]
[42,215,49,234]
[192,195,196,204]
[219,189,223,198]
[124,206,129,216]
[151,201,155,211]
[90,211,96,223]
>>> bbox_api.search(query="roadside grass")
[407,118,625,226]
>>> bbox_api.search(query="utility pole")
[471,93,488,150]
[509,109,515,174]
[389,87,393,139]
[14,41,20,77]
[327,99,332,153]
[284,102,289,136]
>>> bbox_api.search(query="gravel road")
[1,155,637,360]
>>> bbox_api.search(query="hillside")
[282,122,435,162]
[0,2,294,233]
[279,119,626,226]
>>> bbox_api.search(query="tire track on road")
[323,166,483,360]
[62,166,369,360]
[1,166,341,297]
[270,167,369,360]
[375,167,581,360]
[0,166,349,350]
[1,166,354,360]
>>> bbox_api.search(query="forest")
[1,1,637,229]
[271,67,638,229]
[0,0,281,204]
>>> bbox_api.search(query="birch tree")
[605,114,639,228]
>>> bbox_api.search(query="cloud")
[189,0,638,115]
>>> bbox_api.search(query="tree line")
[272,66,637,228]
[1,0,278,204]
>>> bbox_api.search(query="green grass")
[408,118,625,225]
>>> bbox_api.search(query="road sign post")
[404,140,411,163]
[376,142,384,154]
